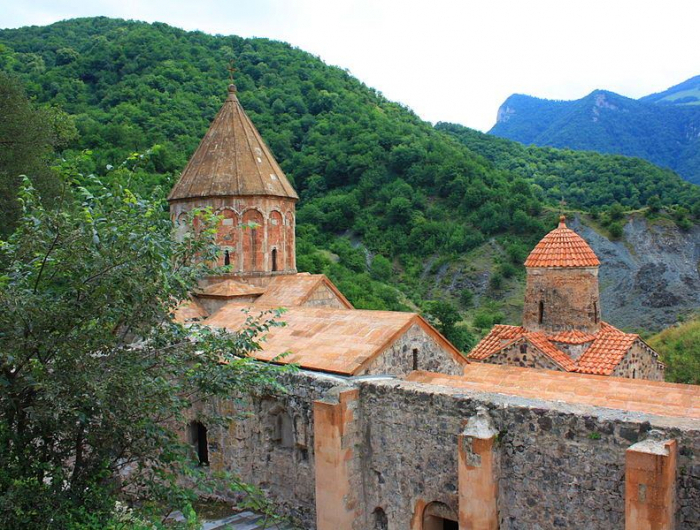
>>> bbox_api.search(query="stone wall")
[197,369,699,529]
[523,267,601,333]
[303,283,348,309]
[612,339,665,381]
[486,340,564,371]
[359,323,464,377]
[359,379,700,530]
[204,372,349,526]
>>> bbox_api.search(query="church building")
[166,81,698,530]
[467,217,665,380]
[169,83,467,378]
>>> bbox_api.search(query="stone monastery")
[467,217,665,380]
[171,83,700,529]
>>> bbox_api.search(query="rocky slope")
[566,215,699,332]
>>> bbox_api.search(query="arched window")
[271,248,278,271]
[412,348,419,371]
[272,410,294,448]
[188,421,209,466]
[538,300,544,325]
[372,508,388,530]
[224,250,230,266]
[251,228,258,267]
[594,301,599,323]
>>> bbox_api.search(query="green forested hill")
[437,122,700,212]
[489,86,700,185]
[1,17,698,348]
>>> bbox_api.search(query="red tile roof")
[575,322,639,375]
[255,273,353,309]
[203,304,466,376]
[468,325,525,360]
[524,216,600,268]
[548,329,596,344]
[467,321,644,376]
[524,332,578,371]
[407,365,700,420]
[173,299,208,322]
[197,279,266,298]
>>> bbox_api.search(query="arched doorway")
[188,421,209,466]
[422,502,458,530]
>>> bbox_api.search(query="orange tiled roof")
[254,273,353,309]
[197,279,266,298]
[548,329,596,344]
[468,325,526,360]
[407,365,700,420]
[173,298,209,323]
[203,304,465,376]
[524,332,577,371]
[575,322,639,375]
[467,321,643,376]
[524,216,600,268]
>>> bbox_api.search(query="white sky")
[2,0,699,131]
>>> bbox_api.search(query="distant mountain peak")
[489,75,700,184]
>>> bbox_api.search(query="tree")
[0,165,288,528]
[0,72,76,237]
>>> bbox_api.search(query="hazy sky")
[3,0,699,131]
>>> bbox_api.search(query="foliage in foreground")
[647,316,700,385]
[0,166,290,528]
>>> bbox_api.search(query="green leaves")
[0,158,287,528]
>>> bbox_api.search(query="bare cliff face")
[568,215,700,332]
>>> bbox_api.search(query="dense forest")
[0,17,698,351]
[489,87,700,185]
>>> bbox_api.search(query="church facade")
[467,217,665,380]
[170,83,700,529]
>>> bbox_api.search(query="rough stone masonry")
[199,367,700,530]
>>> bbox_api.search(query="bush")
[473,307,505,330]
[459,288,474,308]
[370,254,393,282]
[489,271,504,290]
[608,221,624,239]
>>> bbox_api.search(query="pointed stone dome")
[168,84,299,201]
[524,216,600,268]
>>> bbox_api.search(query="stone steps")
[202,510,298,530]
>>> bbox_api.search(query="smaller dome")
[524,216,600,268]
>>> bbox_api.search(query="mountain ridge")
[490,78,700,184]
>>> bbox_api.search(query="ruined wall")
[523,267,601,333]
[612,340,665,381]
[359,379,700,530]
[302,283,348,309]
[359,323,464,377]
[486,340,565,371]
[197,369,699,530]
[204,372,346,527]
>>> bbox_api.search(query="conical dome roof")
[168,85,298,201]
[524,216,600,268]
